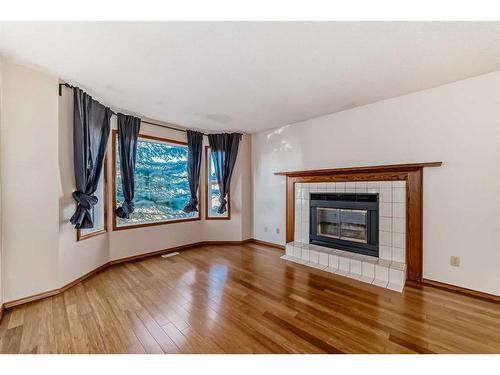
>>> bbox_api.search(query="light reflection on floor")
[179,269,197,285]
[208,264,229,309]
[182,263,226,331]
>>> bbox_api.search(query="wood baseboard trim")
[2,239,261,311]
[109,242,205,265]
[3,288,61,309]
[198,240,253,246]
[248,238,285,250]
[420,279,500,304]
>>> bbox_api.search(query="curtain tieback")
[217,196,227,214]
[183,197,199,213]
[116,201,135,219]
[73,191,98,210]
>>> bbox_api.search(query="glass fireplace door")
[340,209,367,243]
[316,207,368,243]
[317,208,340,238]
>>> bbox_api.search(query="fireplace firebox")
[310,193,379,257]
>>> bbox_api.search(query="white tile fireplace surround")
[281,181,407,292]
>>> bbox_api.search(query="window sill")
[206,216,231,221]
[77,229,108,241]
[112,216,201,231]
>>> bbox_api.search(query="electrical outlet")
[264,226,268,232]
[450,256,460,267]
[276,228,280,234]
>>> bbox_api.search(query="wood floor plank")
[102,296,147,354]
[136,309,178,353]
[51,295,75,353]
[1,326,23,354]
[125,310,164,354]
[1,243,500,353]
[18,301,42,353]
[7,306,25,329]
[37,298,56,353]
[161,322,198,353]
[78,310,108,354]
[65,303,92,354]
[262,311,343,353]
[180,326,225,353]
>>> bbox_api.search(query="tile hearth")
[282,241,406,292]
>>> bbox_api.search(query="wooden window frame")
[205,145,231,220]
[112,130,201,231]
[76,157,109,241]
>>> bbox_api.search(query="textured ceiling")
[1,22,499,133]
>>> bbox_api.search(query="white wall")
[0,62,60,302]
[252,71,500,296]
[0,60,252,303]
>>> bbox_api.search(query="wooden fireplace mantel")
[275,162,442,177]
[276,161,442,282]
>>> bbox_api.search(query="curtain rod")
[58,83,214,136]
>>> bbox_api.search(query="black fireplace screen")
[310,193,378,257]
[317,208,368,243]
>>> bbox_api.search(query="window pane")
[80,167,105,237]
[207,149,229,218]
[115,135,196,226]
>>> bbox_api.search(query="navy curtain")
[70,87,112,229]
[116,113,141,219]
[183,130,203,213]
[207,133,242,214]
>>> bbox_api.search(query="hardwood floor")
[1,242,500,354]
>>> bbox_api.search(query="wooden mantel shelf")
[274,162,442,177]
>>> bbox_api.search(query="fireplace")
[310,193,379,257]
